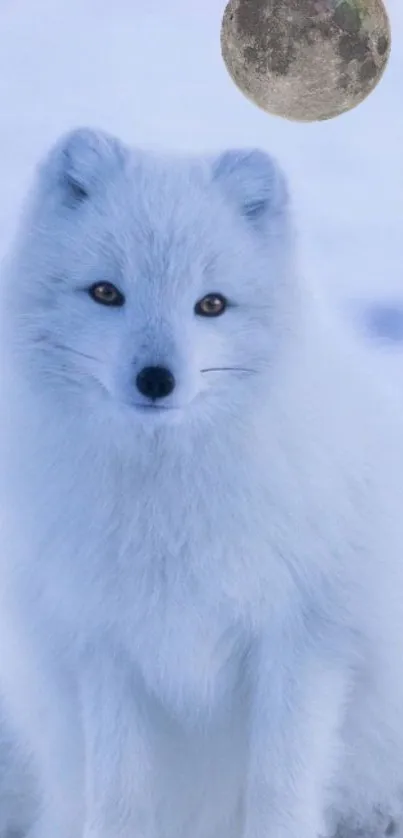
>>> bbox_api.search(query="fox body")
[0,128,402,838]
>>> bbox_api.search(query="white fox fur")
[0,127,402,838]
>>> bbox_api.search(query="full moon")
[221,0,391,121]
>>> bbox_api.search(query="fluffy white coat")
[0,128,402,838]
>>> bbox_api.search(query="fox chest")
[122,588,248,713]
[106,536,267,713]
[18,475,277,710]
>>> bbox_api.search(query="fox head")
[2,127,296,439]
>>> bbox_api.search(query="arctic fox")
[0,127,402,838]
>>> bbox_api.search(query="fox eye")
[195,293,227,318]
[89,282,125,307]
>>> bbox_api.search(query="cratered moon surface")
[221,0,391,121]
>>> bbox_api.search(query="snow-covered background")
[0,0,401,333]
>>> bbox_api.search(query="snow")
[0,0,402,316]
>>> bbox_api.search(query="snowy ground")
[0,0,402,332]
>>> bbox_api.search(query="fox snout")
[135,366,176,402]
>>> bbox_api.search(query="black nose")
[136,366,176,401]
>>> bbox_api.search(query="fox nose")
[136,366,176,401]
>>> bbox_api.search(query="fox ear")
[37,127,125,205]
[212,148,289,224]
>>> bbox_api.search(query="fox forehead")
[105,155,235,259]
[75,162,249,302]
